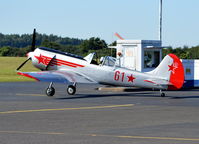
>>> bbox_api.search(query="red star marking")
[34,54,48,65]
[168,63,178,74]
[127,74,136,82]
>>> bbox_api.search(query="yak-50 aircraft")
[16,29,184,97]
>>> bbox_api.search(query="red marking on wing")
[17,72,40,81]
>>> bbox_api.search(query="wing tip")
[17,72,40,81]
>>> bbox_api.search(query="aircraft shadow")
[169,96,199,99]
[56,92,160,100]
[55,90,199,100]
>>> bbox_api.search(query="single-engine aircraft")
[16,29,184,97]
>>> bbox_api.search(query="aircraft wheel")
[67,85,76,95]
[46,87,55,97]
[161,93,165,97]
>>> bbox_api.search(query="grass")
[0,57,38,82]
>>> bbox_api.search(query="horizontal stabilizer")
[144,79,172,86]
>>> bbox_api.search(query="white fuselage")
[31,48,166,89]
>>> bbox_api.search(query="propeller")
[31,28,36,51]
[16,29,36,71]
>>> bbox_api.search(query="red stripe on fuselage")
[52,58,84,67]
[50,61,77,67]
[144,80,157,84]
[35,54,85,68]
[50,59,82,67]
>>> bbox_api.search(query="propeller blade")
[17,29,36,71]
[31,28,36,51]
[16,58,31,71]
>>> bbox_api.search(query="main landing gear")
[67,85,76,95]
[160,90,165,97]
[46,82,55,97]
[45,82,77,97]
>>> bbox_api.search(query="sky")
[0,0,198,47]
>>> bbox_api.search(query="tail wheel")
[46,87,55,97]
[67,85,76,95]
[160,89,165,97]
[161,93,165,97]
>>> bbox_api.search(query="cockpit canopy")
[84,53,116,67]
[100,56,116,67]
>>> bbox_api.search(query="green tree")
[80,37,107,54]
[162,47,173,57]
[0,46,10,56]
[109,41,117,46]
[189,45,199,59]
[41,39,61,50]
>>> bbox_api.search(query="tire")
[161,93,165,97]
[67,85,76,95]
[46,87,55,97]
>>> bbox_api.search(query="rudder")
[148,54,184,90]
[167,54,184,90]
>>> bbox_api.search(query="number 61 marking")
[114,71,125,82]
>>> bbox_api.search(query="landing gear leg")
[46,82,55,97]
[67,82,76,95]
[160,89,165,97]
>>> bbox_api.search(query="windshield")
[101,56,116,67]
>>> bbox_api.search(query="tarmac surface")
[0,82,199,144]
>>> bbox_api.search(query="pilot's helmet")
[100,57,104,63]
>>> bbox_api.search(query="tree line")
[163,46,199,59]
[0,33,115,57]
[0,33,198,59]
[0,33,82,48]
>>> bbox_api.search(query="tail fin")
[149,54,184,90]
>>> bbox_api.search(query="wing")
[17,70,97,84]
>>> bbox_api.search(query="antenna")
[159,0,162,45]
